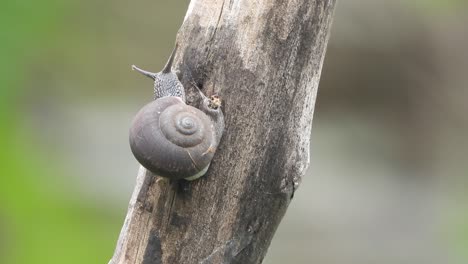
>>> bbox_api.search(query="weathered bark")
[110,0,336,263]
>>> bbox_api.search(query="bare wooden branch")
[110,0,336,263]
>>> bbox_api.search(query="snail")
[129,45,224,181]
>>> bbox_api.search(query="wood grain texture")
[110,0,336,263]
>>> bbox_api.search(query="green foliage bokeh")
[0,1,121,263]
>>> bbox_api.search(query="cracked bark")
[110,0,336,263]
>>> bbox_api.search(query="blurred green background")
[0,0,467,263]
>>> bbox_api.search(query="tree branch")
[110,0,336,263]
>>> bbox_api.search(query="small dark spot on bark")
[177,179,192,194]
[170,212,190,228]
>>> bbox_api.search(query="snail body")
[131,45,185,101]
[129,45,224,180]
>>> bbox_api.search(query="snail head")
[131,44,178,78]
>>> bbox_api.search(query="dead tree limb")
[110,0,336,263]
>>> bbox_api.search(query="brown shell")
[129,96,216,179]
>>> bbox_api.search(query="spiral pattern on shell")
[160,104,206,148]
[129,96,216,180]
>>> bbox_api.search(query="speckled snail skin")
[129,45,225,181]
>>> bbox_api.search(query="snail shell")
[129,96,217,180]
